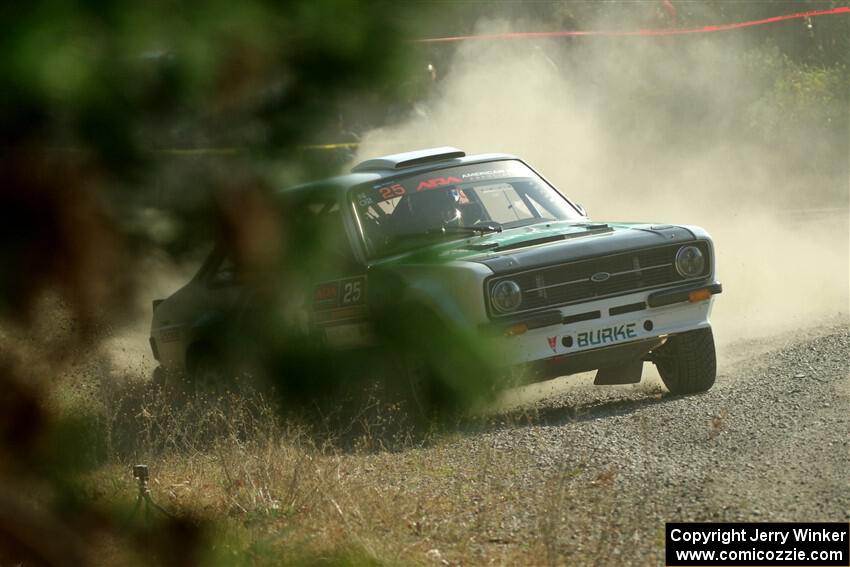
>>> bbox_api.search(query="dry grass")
[60,368,647,567]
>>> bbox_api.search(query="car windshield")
[351,159,583,258]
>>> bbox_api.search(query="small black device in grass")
[132,464,149,482]
[130,463,173,522]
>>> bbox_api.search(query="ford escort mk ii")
[150,147,722,394]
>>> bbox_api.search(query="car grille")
[487,241,711,317]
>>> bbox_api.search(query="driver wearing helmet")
[411,187,463,229]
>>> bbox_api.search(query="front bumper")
[482,281,721,378]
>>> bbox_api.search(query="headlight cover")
[675,245,705,278]
[491,280,522,313]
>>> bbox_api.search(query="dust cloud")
[354,17,850,354]
[101,251,201,379]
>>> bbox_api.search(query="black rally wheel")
[652,327,717,394]
[185,344,232,398]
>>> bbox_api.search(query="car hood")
[370,220,698,275]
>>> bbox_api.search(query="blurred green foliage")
[1,0,418,268]
[1,0,412,154]
[1,1,421,564]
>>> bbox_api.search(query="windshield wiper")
[389,224,501,243]
[437,223,503,235]
[501,217,556,229]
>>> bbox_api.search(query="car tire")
[152,366,167,387]
[652,327,717,394]
[379,351,433,421]
[386,302,498,420]
[186,345,231,397]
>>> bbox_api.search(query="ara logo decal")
[313,284,338,302]
[547,336,558,352]
[416,176,462,191]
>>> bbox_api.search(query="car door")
[285,189,370,348]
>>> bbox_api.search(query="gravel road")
[370,321,850,565]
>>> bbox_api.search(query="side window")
[520,180,568,219]
[288,192,360,275]
[525,194,557,219]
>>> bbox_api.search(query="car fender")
[370,260,493,330]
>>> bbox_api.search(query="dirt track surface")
[345,322,849,565]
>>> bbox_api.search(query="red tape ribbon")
[415,6,850,43]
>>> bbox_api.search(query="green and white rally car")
[150,147,722,394]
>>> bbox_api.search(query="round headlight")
[491,280,522,313]
[675,245,705,278]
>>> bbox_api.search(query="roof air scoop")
[351,147,466,173]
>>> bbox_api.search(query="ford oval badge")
[591,272,611,283]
